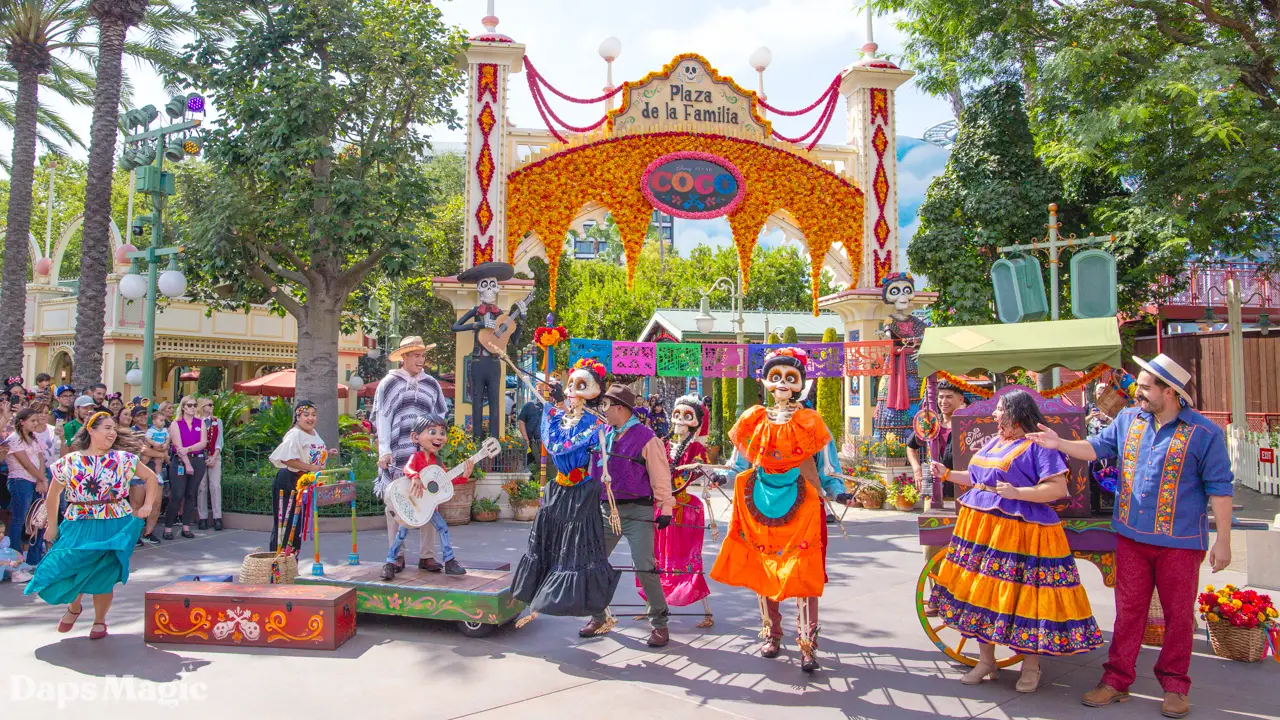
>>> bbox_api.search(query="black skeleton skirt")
[511,475,621,616]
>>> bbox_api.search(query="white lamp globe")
[598,37,621,61]
[125,368,144,386]
[347,375,365,391]
[367,348,381,359]
[158,269,186,298]
[119,272,148,300]
[750,46,772,71]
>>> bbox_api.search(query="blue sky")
[3,0,954,276]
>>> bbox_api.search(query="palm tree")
[0,0,93,380]
[71,0,185,388]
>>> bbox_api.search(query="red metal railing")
[1163,262,1277,310]
[1200,412,1280,432]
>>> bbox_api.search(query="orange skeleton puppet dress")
[709,347,853,673]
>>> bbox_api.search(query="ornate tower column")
[840,21,913,289]
[461,6,525,269]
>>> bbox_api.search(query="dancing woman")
[24,412,161,639]
[929,389,1103,692]
[511,358,620,623]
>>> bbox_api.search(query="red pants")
[1101,535,1205,695]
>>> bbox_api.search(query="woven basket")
[238,552,298,585]
[1143,594,1166,646]
[1207,622,1268,662]
[1096,385,1129,418]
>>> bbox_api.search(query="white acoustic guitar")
[387,437,502,528]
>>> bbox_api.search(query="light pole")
[116,95,204,414]
[1197,275,1272,430]
[694,268,748,416]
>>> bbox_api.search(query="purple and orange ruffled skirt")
[930,507,1104,656]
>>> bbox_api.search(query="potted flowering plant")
[885,474,921,511]
[436,426,485,526]
[1198,584,1278,662]
[503,478,542,521]
[854,482,886,509]
[471,496,500,522]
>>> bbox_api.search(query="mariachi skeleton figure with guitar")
[451,262,534,440]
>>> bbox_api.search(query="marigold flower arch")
[506,130,865,315]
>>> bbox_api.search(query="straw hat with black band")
[1131,353,1194,406]
[388,335,437,363]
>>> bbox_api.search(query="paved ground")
[2,505,1277,720]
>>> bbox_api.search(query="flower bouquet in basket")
[1197,584,1278,662]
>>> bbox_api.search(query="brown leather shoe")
[1161,692,1190,718]
[646,627,669,647]
[418,558,443,572]
[1081,683,1130,707]
[393,556,405,573]
[760,637,782,658]
[578,619,608,637]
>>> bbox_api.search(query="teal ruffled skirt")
[24,515,144,605]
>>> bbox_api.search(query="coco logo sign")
[641,152,745,220]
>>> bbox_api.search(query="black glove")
[835,493,854,506]
[547,379,565,404]
[656,514,673,530]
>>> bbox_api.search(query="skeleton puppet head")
[477,277,499,306]
[670,394,705,437]
[762,348,809,405]
[880,272,917,313]
[566,358,606,408]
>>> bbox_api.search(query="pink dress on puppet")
[638,438,711,607]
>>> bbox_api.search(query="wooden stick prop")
[598,427,622,536]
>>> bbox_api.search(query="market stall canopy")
[233,369,349,399]
[917,317,1121,378]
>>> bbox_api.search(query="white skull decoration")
[670,395,703,437]
[477,277,499,306]
[762,349,807,405]
[880,273,916,313]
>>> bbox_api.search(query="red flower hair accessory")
[571,357,607,382]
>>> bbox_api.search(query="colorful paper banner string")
[701,343,748,379]
[569,338,612,370]
[656,343,703,377]
[807,342,844,378]
[611,341,656,376]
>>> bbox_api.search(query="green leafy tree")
[781,326,798,344]
[874,0,1279,260]
[908,81,1063,326]
[71,0,194,388]
[720,375,737,437]
[172,0,466,443]
[196,364,223,394]
[816,326,842,440]
[741,364,759,409]
[708,380,723,450]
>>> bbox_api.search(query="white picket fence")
[1229,425,1280,496]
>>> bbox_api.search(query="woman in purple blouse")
[930,389,1103,693]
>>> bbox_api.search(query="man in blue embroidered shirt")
[1030,354,1233,719]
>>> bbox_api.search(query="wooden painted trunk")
[145,581,357,650]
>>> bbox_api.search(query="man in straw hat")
[451,261,533,439]
[373,335,449,573]
[1030,354,1233,718]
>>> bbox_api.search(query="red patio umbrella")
[233,369,349,398]
[179,369,200,381]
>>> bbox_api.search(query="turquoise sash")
[750,467,801,519]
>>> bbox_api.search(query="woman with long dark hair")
[930,389,1103,692]
[164,396,209,539]
[267,401,327,553]
[6,407,48,570]
[24,412,161,638]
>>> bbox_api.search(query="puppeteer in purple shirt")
[959,437,1069,526]
[1088,405,1233,551]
